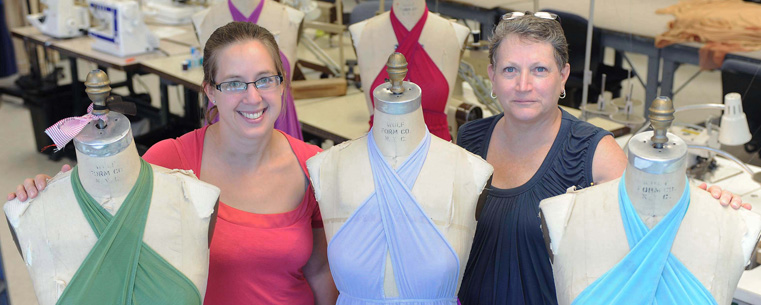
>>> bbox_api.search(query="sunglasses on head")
[502,11,560,22]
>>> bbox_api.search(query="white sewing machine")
[26,0,90,38]
[88,0,159,57]
[142,0,204,25]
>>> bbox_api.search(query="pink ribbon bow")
[44,104,108,151]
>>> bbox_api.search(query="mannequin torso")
[540,130,761,305]
[542,177,760,305]
[306,94,492,297]
[4,125,220,305]
[192,0,303,77]
[349,0,470,115]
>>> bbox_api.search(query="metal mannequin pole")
[580,0,595,119]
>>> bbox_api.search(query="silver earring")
[212,100,216,105]
[559,89,566,99]
[490,91,497,99]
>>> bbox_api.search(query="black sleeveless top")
[456,109,611,305]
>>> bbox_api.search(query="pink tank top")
[142,126,323,304]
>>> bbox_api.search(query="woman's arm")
[591,135,628,184]
[592,135,748,209]
[303,228,338,305]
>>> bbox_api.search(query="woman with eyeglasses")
[8,22,338,304]
[150,21,337,304]
[454,12,747,305]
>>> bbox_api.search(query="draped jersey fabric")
[571,177,717,305]
[456,109,611,305]
[58,159,201,305]
[369,6,451,141]
[328,129,460,304]
[205,0,303,140]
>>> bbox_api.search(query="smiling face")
[204,39,283,139]
[488,34,570,124]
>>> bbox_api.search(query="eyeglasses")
[214,75,283,94]
[502,11,559,22]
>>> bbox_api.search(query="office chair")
[543,9,631,109]
[349,1,392,25]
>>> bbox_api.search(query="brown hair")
[203,21,289,124]
[489,13,569,71]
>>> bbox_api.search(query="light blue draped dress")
[327,130,460,305]
[572,176,717,305]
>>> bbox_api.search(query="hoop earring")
[205,104,218,125]
[490,91,497,99]
[559,89,566,99]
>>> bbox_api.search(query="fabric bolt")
[456,109,611,305]
[328,129,459,305]
[205,0,303,140]
[58,159,201,305]
[142,126,323,304]
[369,6,451,141]
[655,0,761,69]
[571,177,717,305]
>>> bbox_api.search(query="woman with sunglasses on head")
[8,22,337,304]
[455,12,747,305]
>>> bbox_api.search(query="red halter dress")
[369,6,452,141]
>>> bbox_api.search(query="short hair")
[488,13,569,71]
[202,22,287,124]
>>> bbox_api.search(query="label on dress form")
[89,162,126,184]
[394,1,423,17]
[381,121,411,143]
[636,180,678,201]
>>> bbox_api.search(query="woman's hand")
[698,183,751,210]
[7,164,72,202]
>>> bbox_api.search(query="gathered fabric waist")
[338,293,457,305]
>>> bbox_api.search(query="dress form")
[192,0,303,77]
[539,97,761,305]
[370,54,426,167]
[349,0,470,117]
[3,70,220,305]
[306,53,493,297]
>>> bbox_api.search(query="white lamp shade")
[719,93,752,146]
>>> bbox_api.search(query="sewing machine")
[26,0,90,38]
[88,0,159,57]
[142,0,204,25]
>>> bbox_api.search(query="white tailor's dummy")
[192,0,303,77]
[539,97,761,305]
[306,53,492,301]
[349,0,469,117]
[3,70,220,305]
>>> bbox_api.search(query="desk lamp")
[627,94,754,179]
